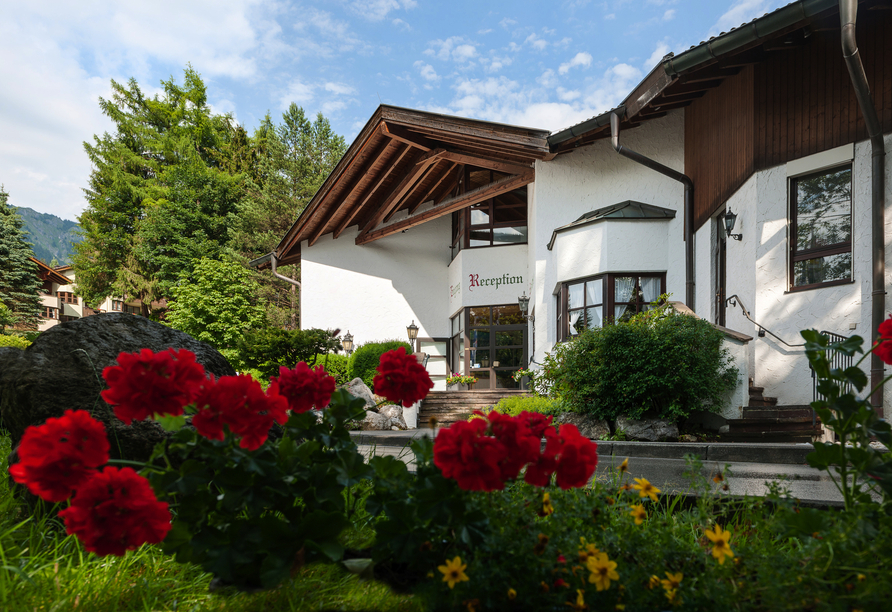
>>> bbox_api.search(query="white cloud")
[478,28,493,35]
[663,9,675,20]
[280,80,315,108]
[350,0,400,21]
[392,18,412,31]
[524,34,548,51]
[644,42,670,68]
[325,82,357,95]
[322,100,348,114]
[605,13,616,20]
[558,52,593,75]
[414,61,440,82]
[483,55,513,73]
[711,0,778,36]
[499,17,517,28]
[425,37,478,63]
[537,69,558,88]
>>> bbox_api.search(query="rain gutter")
[610,112,695,310]
[248,252,302,289]
[839,0,886,412]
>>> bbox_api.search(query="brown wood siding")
[686,11,892,230]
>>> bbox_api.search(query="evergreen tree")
[0,186,42,329]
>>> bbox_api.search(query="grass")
[0,431,421,612]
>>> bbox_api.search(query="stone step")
[720,431,819,443]
[741,406,814,421]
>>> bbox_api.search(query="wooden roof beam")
[358,152,438,239]
[408,161,458,214]
[356,171,533,246]
[382,160,438,223]
[381,122,435,151]
[331,143,414,240]
[439,151,531,175]
[661,80,723,97]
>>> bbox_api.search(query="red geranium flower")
[553,424,599,489]
[487,411,543,481]
[9,410,110,502]
[101,348,206,424]
[59,467,171,556]
[269,362,336,413]
[874,316,892,365]
[433,418,507,491]
[191,375,289,450]
[373,347,434,407]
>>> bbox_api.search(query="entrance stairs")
[724,384,823,443]
[418,390,528,428]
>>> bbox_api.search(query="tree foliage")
[165,258,266,364]
[237,327,342,379]
[0,185,41,329]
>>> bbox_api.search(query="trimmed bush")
[347,340,412,391]
[557,307,737,422]
[491,394,564,417]
[0,334,31,350]
[237,328,341,379]
[315,353,349,386]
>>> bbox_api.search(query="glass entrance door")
[466,304,527,389]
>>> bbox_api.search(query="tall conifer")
[0,185,42,329]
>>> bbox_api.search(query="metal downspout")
[840,0,886,413]
[610,112,695,310]
[271,253,301,289]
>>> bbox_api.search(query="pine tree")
[0,185,42,329]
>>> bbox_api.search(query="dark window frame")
[556,273,666,342]
[451,168,528,260]
[788,165,853,292]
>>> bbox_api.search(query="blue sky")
[1,0,790,221]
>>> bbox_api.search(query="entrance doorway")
[714,214,727,326]
[450,304,528,389]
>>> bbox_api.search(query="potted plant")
[446,373,478,391]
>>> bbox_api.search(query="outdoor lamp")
[407,320,419,352]
[342,331,353,356]
[518,292,534,322]
[724,209,742,241]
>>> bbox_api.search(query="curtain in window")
[614,277,635,319]
[640,277,661,305]
[569,310,582,336]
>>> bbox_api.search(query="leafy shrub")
[315,353,349,386]
[0,334,30,350]
[347,340,412,391]
[491,394,564,417]
[238,327,342,379]
[557,305,737,422]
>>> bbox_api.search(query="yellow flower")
[564,588,587,611]
[664,588,679,604]
[648,575,661,589]
[438,556,469,589]
[660,572,683,591]
[857,574,866,582]
[712,472,724,484]
[632,478,660,502]
[578,542,600,563]
[543,492,555,516]
[507,588,517,600]
[704,524,735,564]
[586,552,619,591]
[619,458,629,473]
[629,504,646,525]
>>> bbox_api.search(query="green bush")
[237,328,342,379]
[491,394,564,417]
[0,334,31,350]
[557,306,737,422]
[315,353,349,386]
[347,340,412,391]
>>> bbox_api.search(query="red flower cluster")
[269,362,336,413]
[433,411,599,491]
[59,467,172,556]
[373,347,434,407]
[9,410,110,502]
[192,374,290,450]
[874,316,892,365]
[101,348,206,424]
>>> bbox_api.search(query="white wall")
[448,244,528,315]
[301,215,452,346]
[530,111,687,364]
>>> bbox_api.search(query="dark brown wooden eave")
[30,257,69,285]
[272,105,551,265]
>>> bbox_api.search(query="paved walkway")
[350,430,859,507]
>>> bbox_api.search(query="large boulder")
[615,415,679,442]
[361,411,390,431]
[0,313,235,463]
[379,404,407,430]
[555,413,610,440]
[342,378,378,412]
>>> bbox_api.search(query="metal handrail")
[725,294,806,348]
[810,330,852,430]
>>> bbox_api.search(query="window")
[41,306,59,319]
[790,166,852,289]
[111,300,123,311]
[451,169,527,260]
[124,304,142,315]
[557,273,665,341]
[55,291,78,305]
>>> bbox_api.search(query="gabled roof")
[29,257,70,285]
[547,201,676,250]
[274,105,551,264]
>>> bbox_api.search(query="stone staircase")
[418,390,528,427]
[724,384,822,443]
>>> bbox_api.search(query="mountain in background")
[15,207,83,266]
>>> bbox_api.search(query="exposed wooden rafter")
[380,122,435,151]
[409,161,458,214]
[359,153,441,238]
[356,172,533,246]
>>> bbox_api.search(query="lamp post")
[407,320,419,353]
[723,209,742,241]
[342,331,354,357]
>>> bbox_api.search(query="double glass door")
[450,304,527,389]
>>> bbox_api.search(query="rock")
[0,313,235,463]
[556,413,610,439]
[379,404,407,430]
[678,434,699,443]
[616,416,679,442]
[361,411,390,431]
[342,378,378,412]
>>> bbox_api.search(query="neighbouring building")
[257,0,892,418]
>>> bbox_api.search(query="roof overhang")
[29,257,70,285]
[271,105,551,266]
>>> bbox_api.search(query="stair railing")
[724,295,806,348]
[810,331,853,428]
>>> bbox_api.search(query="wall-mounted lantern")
[342,331,354,357]
[407,320,419,352]
[724,209,742,241]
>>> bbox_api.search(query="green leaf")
[156,413,187,431]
